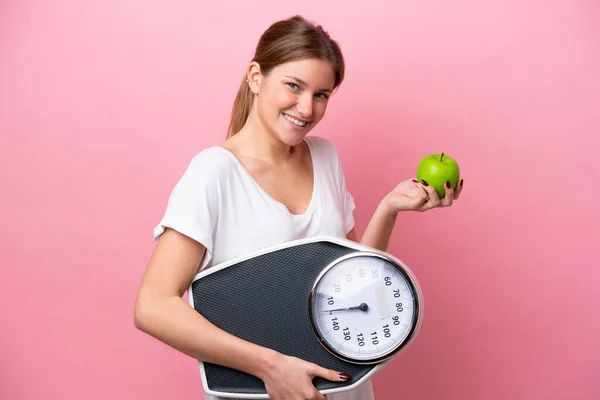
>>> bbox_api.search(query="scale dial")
[308,251,421,364]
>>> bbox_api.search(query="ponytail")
[226,76,254,138]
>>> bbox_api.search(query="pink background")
[1,0,599,399]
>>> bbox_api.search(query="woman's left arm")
[347,178,464,252]
[346,201,397,252]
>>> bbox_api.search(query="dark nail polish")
[445,180,451,189]
[460,179,464,187]
[339,373,351,380]
[421,180,429,186]
[412,179,419,183]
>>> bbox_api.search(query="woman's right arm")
[133,227,349,400]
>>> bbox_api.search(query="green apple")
[416,153,460,198]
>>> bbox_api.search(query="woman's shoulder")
[305,135,342,159]
[305,135,350,184]
[179,145,240,184]
[190,145,238,168]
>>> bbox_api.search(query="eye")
[314,93,329,100]
[287,82,300,90]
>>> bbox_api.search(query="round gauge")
[308,251,422,364]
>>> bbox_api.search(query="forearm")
[359,199,398,252]
[134,295,280,381]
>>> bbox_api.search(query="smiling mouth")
[283,113,310,127]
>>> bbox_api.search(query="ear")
[246,61,262,94]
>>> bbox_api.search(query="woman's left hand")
[383,178,464,213]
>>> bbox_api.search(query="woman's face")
[249,58,336,146]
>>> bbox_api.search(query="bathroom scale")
[188,235,423,398]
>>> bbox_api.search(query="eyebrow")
[284,76,333,93]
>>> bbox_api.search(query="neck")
[233,109,301,165]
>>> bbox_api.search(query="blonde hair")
[226,15,345,138]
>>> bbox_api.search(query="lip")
[283,113,312,123]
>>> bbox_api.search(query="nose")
[297,93,313,118]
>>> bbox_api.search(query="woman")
[134,15,463,400]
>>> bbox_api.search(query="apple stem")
[441,153,444,161]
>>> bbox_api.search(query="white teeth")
[284,114,308,127]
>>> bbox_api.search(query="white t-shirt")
[153,135,375,400]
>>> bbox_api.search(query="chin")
[274,114,314,146]
[276,130,311,147]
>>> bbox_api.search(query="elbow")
[133,295,151,332]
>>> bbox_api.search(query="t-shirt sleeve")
[338,155,356,235]
[153,150,220,267]
[316,136,356,235]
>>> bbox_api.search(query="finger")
[454,178,464,200]
[311,390,327,400]
[412,179,430,208]
[420,180,440,208]
[441,180,454,207]
[310,364,352,383]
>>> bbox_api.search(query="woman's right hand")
[261,352,351,400]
